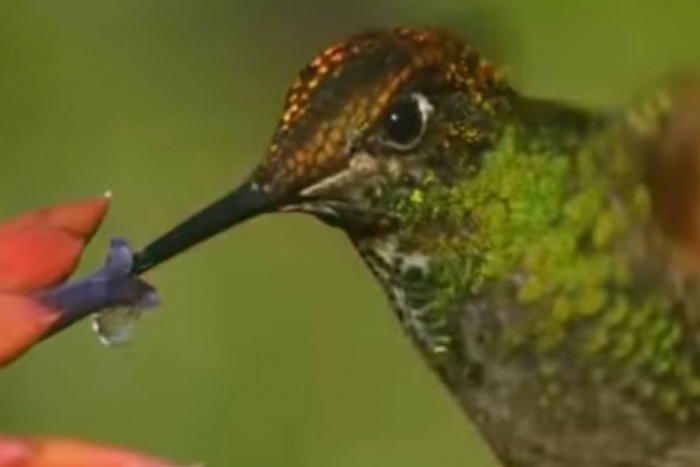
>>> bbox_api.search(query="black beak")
[131,181,281,275]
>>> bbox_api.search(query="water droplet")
[91,306,151,347]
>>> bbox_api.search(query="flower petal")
[0,196,110,240]
[0,197,110,293]
[0,437,185,467]
[0,437,25,466]
[0,228,82,294]
[40,238,161,341]
[0,295,60,368]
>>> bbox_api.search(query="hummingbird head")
[132,26,512,274]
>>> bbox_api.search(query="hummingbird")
[124,26,700,467]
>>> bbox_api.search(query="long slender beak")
[131,181,284,275]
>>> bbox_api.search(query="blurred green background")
[0,1,699,466]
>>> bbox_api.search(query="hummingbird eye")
[381,93,433,151]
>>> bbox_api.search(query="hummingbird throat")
[356,234,452,358]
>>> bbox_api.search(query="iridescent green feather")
[387,83,700,421]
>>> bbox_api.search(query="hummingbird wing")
[625,68,700,339]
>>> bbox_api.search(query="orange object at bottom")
[0,437,184,467]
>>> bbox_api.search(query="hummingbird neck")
[352,95,608,363]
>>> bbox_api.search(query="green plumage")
[353,71,700,466]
